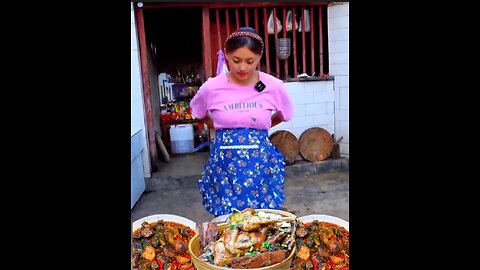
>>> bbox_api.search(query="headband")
[224,31,265,52]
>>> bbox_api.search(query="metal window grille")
[207,5,329,80]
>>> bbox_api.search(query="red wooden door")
[209,22,235,75]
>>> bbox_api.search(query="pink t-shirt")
[190,72,293,130]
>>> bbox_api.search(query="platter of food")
[292,214,349,269]
[131,211,350,269]
[132,214,197,232]
[132,214,197,270]
[297,214,349,230]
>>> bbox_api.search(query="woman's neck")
[227,71,259,86]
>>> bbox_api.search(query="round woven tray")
[299,127,333,161]
[269,130,299,165]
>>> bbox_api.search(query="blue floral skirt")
[198,128,286,216]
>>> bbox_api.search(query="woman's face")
[226,47,262,84]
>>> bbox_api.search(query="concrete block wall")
[131,3,151,177]
[328,2,349,157]
[269,81,335,141]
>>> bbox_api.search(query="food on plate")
[196,208,297,269]
[291,219,349,270]
[132,219,196,270]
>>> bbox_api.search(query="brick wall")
[328,2,349,157]
[269,81,335,141]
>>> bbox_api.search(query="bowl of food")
[132,214,198,270]
[297,214,348,231]
[292,214,349,269]
[189,208,297,270]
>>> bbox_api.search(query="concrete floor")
[131,151,349,225]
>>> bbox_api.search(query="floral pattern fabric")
[198,128,286,216]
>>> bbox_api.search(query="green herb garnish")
[261,241,272,249]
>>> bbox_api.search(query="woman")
[190,27,294,216]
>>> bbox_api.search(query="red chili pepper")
[157,258,163,269]
[312,257,318,270]
[327,260,336,267]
